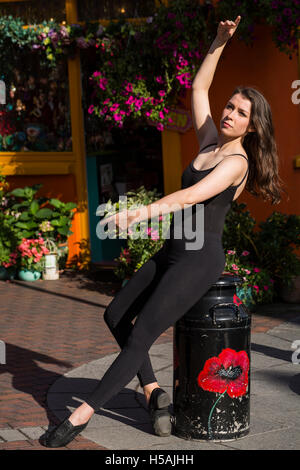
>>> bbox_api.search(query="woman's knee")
[103,303,117,330]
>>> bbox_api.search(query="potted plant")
[0,177,19,280]
[0,244,18,280]
[224,249,275,311]
[16,237,50,281]
[47,198,77,269]
[3,183,76,270]
[101,186,172,284]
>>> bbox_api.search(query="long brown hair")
[230,86,288,204]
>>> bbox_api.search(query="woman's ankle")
[143,382,160,405]
[68,402,94,426]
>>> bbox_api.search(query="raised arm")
[191,16,242,150]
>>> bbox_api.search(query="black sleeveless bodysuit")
[164,142,249,261]
[85,143,249,410]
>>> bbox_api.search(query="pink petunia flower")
[241,250,250,256]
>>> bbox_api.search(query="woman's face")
[220,93,254,138]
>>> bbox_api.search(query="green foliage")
[223,203,300,304]
[255,212,300,289]
[0,172,77,271]
[4,185,77,243]
[222,201,258,258]
[101,185,172,280]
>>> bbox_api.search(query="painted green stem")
[208,389,227,440]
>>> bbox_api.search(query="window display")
[0,60,72,152]
[0,0,66,23]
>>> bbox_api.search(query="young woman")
[41,16,284,447]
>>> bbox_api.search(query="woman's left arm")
[132,157,246,224]
[101,157,245,231]
[100,188,193,231]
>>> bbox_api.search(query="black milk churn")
[173,274,251,441]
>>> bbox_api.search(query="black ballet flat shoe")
[148,388,172,437]
[40,418,89,448]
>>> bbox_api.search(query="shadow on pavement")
[251,343,292,362]
[47,376,157,435]
[1,343,72,427]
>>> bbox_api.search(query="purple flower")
[176,72,192,88]
[48,31,58,41]
[135,99,143,110]
[110,104,119,111]
[76,37,89,49]
[98,78,107,90]
[113,113,122,122]
[126,96,135,105]
[60,25,69,38]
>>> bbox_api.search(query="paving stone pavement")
[0,272,299,450]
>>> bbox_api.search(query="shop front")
[0,0,182,265]
[1,0,298,269]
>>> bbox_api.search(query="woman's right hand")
[216,16,241,44]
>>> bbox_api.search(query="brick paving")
[0,270,297,450]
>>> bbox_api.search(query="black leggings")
[85,234,225,411]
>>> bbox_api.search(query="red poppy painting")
[197,348,249,398]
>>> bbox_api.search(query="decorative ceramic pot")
[18,269,41,281]
[236,285,256,312]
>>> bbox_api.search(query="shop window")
[0,0,66,23]
[0,57,72,152]
[77,0,155,21]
